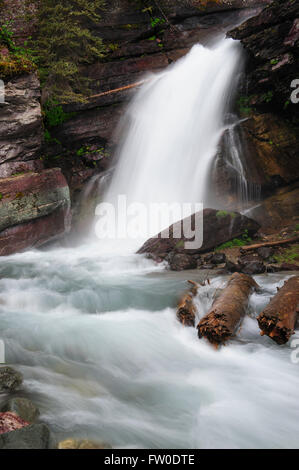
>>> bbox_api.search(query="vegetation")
[34,0,106,103]
[274,245,299,264]
[0,21,36,78]
[216,230,252,251]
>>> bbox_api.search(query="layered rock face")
[0,73,43,178]
[48,1,268,153]
[0,169,70,256]
[213,0,299,227]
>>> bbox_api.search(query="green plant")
[43,100,77,128]
[34,0,106,103]
[270,59,278,65]
[261,91,273,103]
[274,245,299,264]
[216,230,252,251]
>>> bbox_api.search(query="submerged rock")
[0,367,23,393]
[1,398,39,424]
[58,438,112,449]
[0,423,51,449]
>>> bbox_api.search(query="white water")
[0,38,299,449]
[96,39,243,245]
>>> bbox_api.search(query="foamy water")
[0,245,298,448]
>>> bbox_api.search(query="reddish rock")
[0,168,71,255]
[0,206,70,256]
[0,412,29,435]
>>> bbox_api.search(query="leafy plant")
[34,0,106,103]
[216,230,252,251]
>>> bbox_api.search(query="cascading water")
[97,38,243,244]
[0,35,298,451]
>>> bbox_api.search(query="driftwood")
[242,236,299,252]
[257,276,299,345]
[176,280,200,327]
[197,273,258,347]
[89,80,148,100]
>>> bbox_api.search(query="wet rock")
[279,263,299,272]
[225,260,240,273]
[137,209,260,258]
[246,184,299,232]
[0,169,71,256]
[228,0,299,116]
[58,438,112,450]
[0,423,51,449]
[168,253,197,271]
[0,367,23,393]
[240,261,266,275]
[210,253,226,264]
[0,412,29,434]
[1,398,39,424]
[257,246,274,260]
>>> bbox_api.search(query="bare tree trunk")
[197,273,258,347]
[257,276,299,345]
[176,280,199,327]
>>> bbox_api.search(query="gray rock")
[241,261,266,275]
[257,247,274,260]
[169,253,197,271]
[0,367,23,393]
[1,398,39,423]
[210,253,226,265]
[0,423,51,449]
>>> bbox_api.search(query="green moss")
[0,192,2,201]
[216,210,236,219]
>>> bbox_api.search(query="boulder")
[0,412,29,435]
[240,260,266,275]
[0,423,51,449]
[0,168,71,255]
[0,367,23,393]
[1,398,39,424]
[257,246,274,260]
[137,209,260,258]
[58,438,112,450]
[168,253,197,271]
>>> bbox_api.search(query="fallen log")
[89,79,148,100]
[241,236,299,252]
[197,273,258,347]
[257,276,299,345]
[176,280,199,327]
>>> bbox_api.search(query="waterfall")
[96,38,243,244]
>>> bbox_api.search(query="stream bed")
[0,242,298,449]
